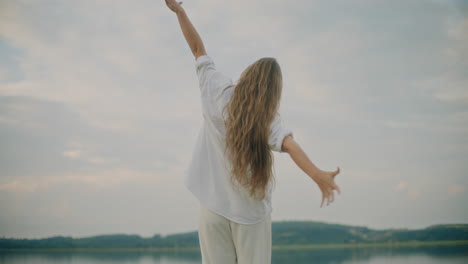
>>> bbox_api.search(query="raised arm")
[282,135,342,208]
[165,0,207,60]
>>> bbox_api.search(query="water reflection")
[0,251,201,264]
[0,244,467,264]
[272,244,468,264]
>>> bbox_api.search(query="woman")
[165,1,341,263]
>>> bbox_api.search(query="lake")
[1,245,467,264]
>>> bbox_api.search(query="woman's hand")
[282,136,342,208]
[312,167,341,207]
[165,0,184,14]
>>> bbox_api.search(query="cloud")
[396,181,409,191]
[0,179,38,193]
[395,181,422,199]
[63,149,112,164]
[1,0,467,237]
[427,15,468,104]
[0,0,198,133]
[0,168,161,194]
[63,150,82,160]
[408,187,422,199]
[62,140,115,165]
[446,17,468,62]
[0,95,191,179]
[449,184,465,194]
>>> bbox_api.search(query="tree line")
[1,221,467,249]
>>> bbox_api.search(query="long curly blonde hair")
[221,57,283,200]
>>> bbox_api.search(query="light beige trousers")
[198,205,272,264]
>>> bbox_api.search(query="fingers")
[321,189,331,207]
[326,188,334,205]
[319,173,342,207]
[321,190,330,208]
[333,166,340,177]
[336,185,341,195]
[333,166,341,195]
[320,186,339,208]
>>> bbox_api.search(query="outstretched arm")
[165,0,207,60]
[282,135,342,208]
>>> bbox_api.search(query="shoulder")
[195,55,233,98]
[195,54,230,82]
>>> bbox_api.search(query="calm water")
[1,245,467,264]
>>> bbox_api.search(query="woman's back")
[184,55,293,224]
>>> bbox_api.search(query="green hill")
[1,221,467,249]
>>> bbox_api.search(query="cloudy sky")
[0,0,467,239]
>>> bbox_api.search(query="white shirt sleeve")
[195,55,232,99]
[269,113,294,153]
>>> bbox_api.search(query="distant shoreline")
[1,240,467,252]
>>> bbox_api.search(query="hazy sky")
[0,0,467,239]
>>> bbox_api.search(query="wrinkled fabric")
[198,205,272,264]
[184,55,294,224]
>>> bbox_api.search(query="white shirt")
[184,55,294,224]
